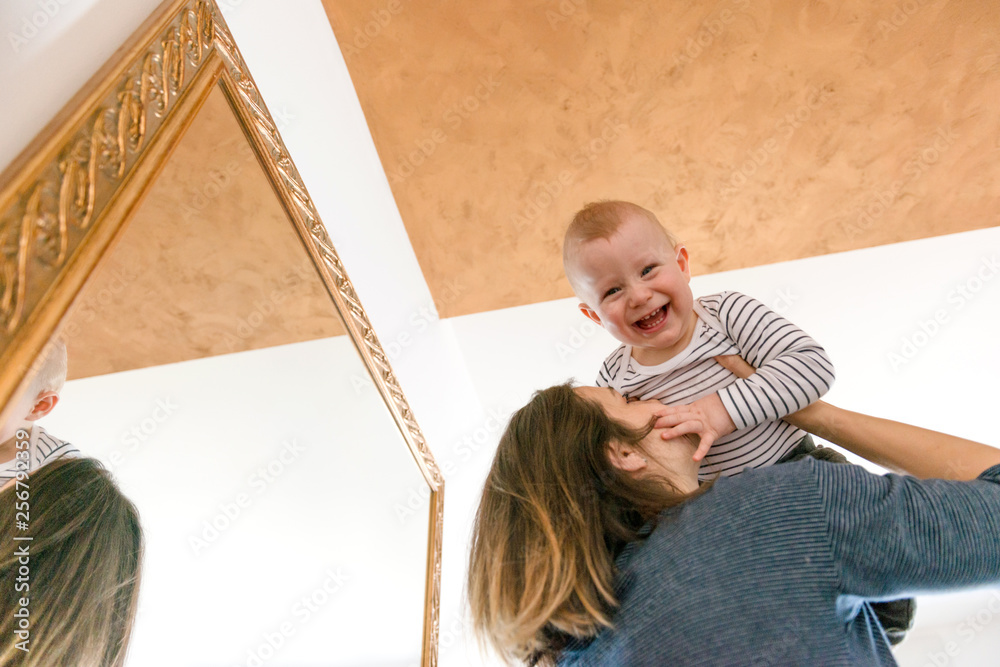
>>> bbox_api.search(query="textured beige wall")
[323,0,1000,318]
[62,85,344,379]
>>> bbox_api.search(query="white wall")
[4,2,999,666]
[45,337,428,667]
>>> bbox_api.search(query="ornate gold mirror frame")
[0,1,443,664]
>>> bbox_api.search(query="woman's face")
[574,386,700,489]
[575,386,665,429]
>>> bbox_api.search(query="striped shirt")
[596,291,835,478]
[0,425,80,486]
[559,459,1000,666]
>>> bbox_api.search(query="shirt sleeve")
[814,461,1000,599]
[706,291,835,429]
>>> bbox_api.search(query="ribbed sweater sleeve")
[818,462,1000,599]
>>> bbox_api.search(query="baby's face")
[569,214,696,364]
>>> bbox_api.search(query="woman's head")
[0,457,143,667]
[468,383,703,665]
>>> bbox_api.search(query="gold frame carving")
[0,1,443,664]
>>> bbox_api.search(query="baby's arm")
[711,291,834,425]
[658,292,835,460]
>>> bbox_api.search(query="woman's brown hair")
[468,384,706,665]
[0,457,143,666]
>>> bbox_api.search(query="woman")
[0,457,143,666]
[468,356,1000,665]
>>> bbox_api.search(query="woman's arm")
[714,355,1000,481]
[786,401,999,480]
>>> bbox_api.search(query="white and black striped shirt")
[0,425,80,486]
[597,291,835,478]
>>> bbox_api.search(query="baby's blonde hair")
[563,201,679,262]
[27,338,68,397]
[562,201,680,295]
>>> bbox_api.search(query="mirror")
[0,2,441,665]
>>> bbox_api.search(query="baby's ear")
[675,245,692,279]
[578,303,603,326]
[25,391,59,421]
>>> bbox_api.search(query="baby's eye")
[603,287,620,299]
[641,265,657,276]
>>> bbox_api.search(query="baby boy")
[562,200,915,644]
[0,339,79,487]
[563,200,836,478]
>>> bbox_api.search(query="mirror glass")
[39,83,428,667]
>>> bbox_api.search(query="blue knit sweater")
[559,458,1000,666]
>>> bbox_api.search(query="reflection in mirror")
[40,84,428,666]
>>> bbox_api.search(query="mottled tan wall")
[322,0,1000,318]
[62,86,344,379]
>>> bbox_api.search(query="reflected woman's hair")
[0,457,143,666]
[468,383,706,666]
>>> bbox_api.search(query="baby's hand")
[653,394,737,462]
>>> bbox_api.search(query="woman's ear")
[607,441,647,472]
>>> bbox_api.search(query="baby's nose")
[628,286,652,306]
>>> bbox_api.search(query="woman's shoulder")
[622,459,843,572]
[632,459,838,557]
[696,457,829,506]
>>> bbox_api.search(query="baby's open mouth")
[634,306,667,330]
